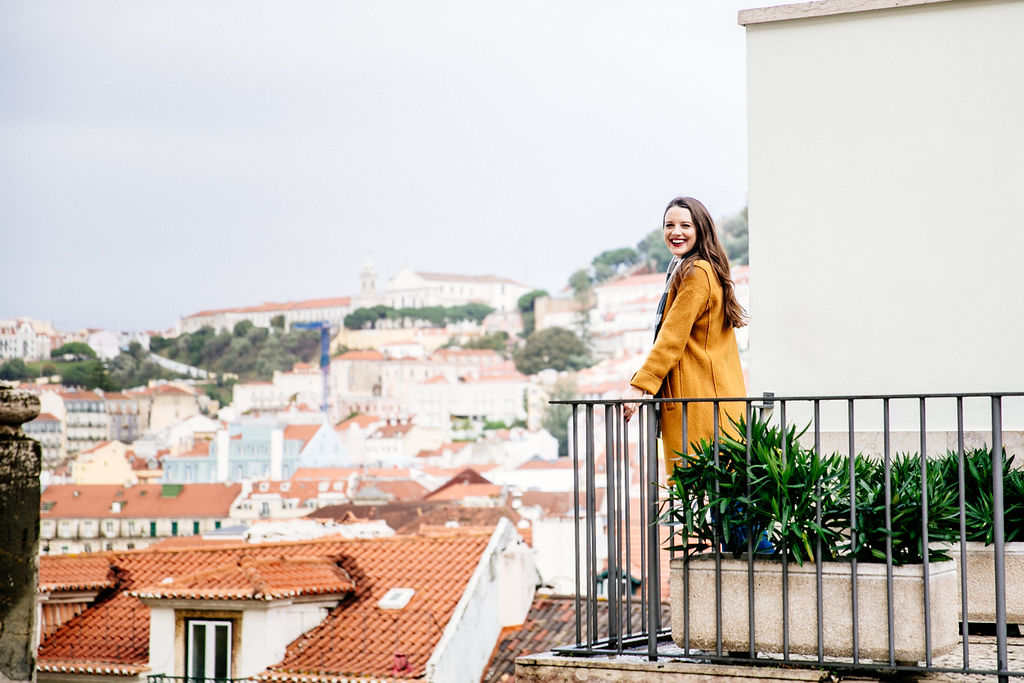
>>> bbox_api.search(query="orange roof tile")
[356,479,428,502]
[283,424,320,444]
[39,533,494,681]
[37,593,148,675]
[423,483,503,502]
[38,555,115,593]
[129,556,354,601]
[41,483,241,519]
[31,412,61,423]
[334,350,384,361]
[335,414,382,430]
[260,533,492,680]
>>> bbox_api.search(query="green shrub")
[662,413,959,566]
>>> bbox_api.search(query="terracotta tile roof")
[39,555,116,592]
[292,296,351,309]
[356,479,428,502]
[37,592,149,676]
[334,350,384,361]
[31,412,61,423]
[516,457,576,471]
[307,501,447,530]
[259,533,492,681]
[283,424,321,444]
[335,414,382,430]
[373,422,414,438]
[419,374,450,385]
[154,384,193,396]
[129,556,354,601]
[58,390,103,401]
[245,479,324,500]
[38,533,494,680]
[480,594,671,683]
[41,483,241,519]
[423,483,503,503]
[423,467,494,500]
[392,504,525,537]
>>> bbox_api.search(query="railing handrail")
[551,390,1024,404]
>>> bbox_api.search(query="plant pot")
[949,541,1024,625]
[670,556,960,662]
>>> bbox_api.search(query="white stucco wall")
[745,0,1024,432]
[424,518,536,683]
[144,599,337,679]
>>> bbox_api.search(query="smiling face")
[663,205,698,258]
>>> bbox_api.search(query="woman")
[623,196,747,473]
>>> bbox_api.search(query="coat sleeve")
[629,265,712,395]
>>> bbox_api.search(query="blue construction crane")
[291,321,332,416]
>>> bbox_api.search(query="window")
[171,521,179,535]
[193,521,200,534]
[187,620,232,681]
[150,521,157,537]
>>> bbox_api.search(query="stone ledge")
[515,651,830,682]
[739,0,958,26]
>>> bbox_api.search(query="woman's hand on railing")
[621,384,646,421]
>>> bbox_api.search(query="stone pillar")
[0,388,41,683]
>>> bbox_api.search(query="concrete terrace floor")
[516,629,1024,682]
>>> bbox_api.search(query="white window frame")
[187,619,232,681]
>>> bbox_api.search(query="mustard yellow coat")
[630,260,746,471]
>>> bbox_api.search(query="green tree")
[40,362,59,377]
[542,377,578,456]
[637,228,673,272]
[517,289,548,337]
[513,327,592,375]
[233,320,255,338]
[51,342,97,359]
[592,247,640,282]
[719,205,749,265]
[568,269,595,340]
[0,358,30,381]
[270,314,286,331]
[61,359,114,390]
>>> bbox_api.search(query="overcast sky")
[1,0,786,333]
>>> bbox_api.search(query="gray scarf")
[653,256,682,341]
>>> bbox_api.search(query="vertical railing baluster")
[682,401,691,653]
[991,396,1008,683]
[605,403,619,645]
[712,400,723,657]
[814,399,823,663]
[646,401,661,660]
[848,398,859,664]
[638,403,647,644]
[780,400,789,661]
[585,404,597,647]
[572,404,581,647]
[747,399,756,659]
[956,396,969,670]
[883,398,895,667]
[618,403,626,638]
[920,397,932,667]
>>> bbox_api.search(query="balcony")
[517,392,1024,682]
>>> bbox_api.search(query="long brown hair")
[664,196,747,329]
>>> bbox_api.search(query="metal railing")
[550,392,1024,681]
